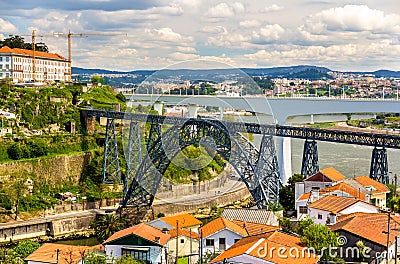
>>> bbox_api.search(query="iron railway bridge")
[82,109,400,212]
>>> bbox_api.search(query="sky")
[1,0,400,71]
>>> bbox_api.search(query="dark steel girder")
[122,119,281,209]
[84,110,400,149]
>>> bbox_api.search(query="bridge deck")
[84,109,400,149]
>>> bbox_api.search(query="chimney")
[155,236,161,243]
[162,227,169,234]
[328,213,337,225]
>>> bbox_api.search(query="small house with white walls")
[307,195,379,225]
[199,217,248,256]
[103,223,170,264]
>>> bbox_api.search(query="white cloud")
[239,20,261,28]
[303,5,400,34]
[262,4,284,12]
[206,2,245,18]
[177,46,197,53]
[0,18,18,33]
[146,27,191,43]
[252,24,285,43]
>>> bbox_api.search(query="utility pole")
[395,174,398,197]
[189,228,192,264]
[176,220,179,264]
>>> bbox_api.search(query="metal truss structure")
[86,109,400,201]
[370,147,389,184]
[102,118,121,184]
[124,121,142,194]
[301,139,319,177]
[85,110,400,149]
[122,119,281,209]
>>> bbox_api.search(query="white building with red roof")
[0,46,70,83]
[103,223,170,264]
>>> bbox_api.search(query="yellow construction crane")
[9,30,127,81]
[53,30,128,77]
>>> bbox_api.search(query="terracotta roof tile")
[323,182,367,200]
[103,223,170,246]
[200,217,247,238]
[168,228,199,240]
[354,176,390,194]
[308,195,364,214]
[161,213,202,228]
[211,231,319,264]
[231,219,279,236]
[0,46,67,61]
[331,213,400,247]
[25,243,95,264]
[320,167,346,182]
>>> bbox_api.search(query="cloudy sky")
[1,0,400,71]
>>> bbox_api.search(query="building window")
[121,248,150,262]
[0,57,2,61]
[219,238,226,251]
[5,57,9,62]
[299,206,308,214]
[180,239,185,244]
[205,239,214,247]
[318,214,323,220]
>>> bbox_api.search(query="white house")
[168,228,199,263]
[210,230,320,264]
[199,217,247,256]
[308,195,379,225]
[103,223,170,264]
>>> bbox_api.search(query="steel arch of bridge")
[122,118,282,209]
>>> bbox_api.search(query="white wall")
[105,245,168,264]
[201,229,245,255]
[340,202,379,215]
[168,235,199,257]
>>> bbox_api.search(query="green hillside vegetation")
[79,85,127,110]
[164,145,226,183]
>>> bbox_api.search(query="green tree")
[116,255,145,264]
[301,223,340,261]
[12,240,40,259]
[279,174,306,212]
[278,217,293,233]
[91,76,106,84]
[116,93,127,102]
[90,214,127,242]
[295,216,314,236]
[83,252,107,263]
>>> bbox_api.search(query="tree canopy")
[0,35,49,52]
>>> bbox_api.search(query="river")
[238,113,400,181]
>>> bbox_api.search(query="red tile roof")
[200,217,248,238]
[231,219,279,236]
[0,46,67,61]
[161,213,202,228]
[211,231,319,264]
[103,223,170,246]
[25,243,100,264]
[331,213,400,247]
[306,167,346,182]
[323,182,367,200]
[308,195,371,214]
[168,228,199,240]
[354,176,390,194]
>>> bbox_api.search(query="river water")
[239,114,400,181]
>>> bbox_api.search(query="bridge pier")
[188,104,199,118]
[278,137,292,185]
[102,118,121,184]
[301,139,319,177]
[370,146,389,184]
[153,102,164,115]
